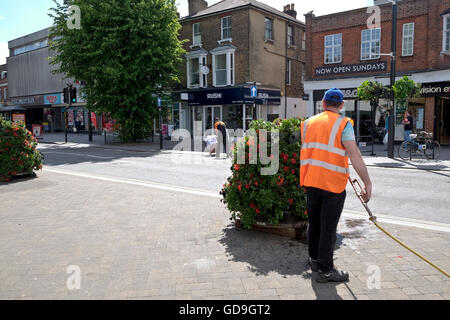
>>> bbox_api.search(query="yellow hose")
[349,178,449,278]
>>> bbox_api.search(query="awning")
[0,105,27,112]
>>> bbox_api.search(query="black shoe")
[316,267,349,283]
[308,257,318,272]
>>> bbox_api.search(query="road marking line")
[43,168,450,233]
[43,151,115,160]
[43,168,221,198]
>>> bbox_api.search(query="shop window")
[265,18,274,41]
[221,16,232,41]
[324,34,342,64]
[402,23,414,56]
[361,28,380,60]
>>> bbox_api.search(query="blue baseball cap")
[323,88,344,102]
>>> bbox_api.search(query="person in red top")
[300,88,372,283]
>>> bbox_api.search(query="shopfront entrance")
[204,106,222,133]
[437,97,450,145]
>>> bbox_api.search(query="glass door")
[203,106,222,135]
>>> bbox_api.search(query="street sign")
[251,86,258,98]
[157,97,162,108]
[200,65,210,75]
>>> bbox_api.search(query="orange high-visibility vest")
[300,111,351,194]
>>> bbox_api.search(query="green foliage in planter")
[0,118,43,181]
[393,76,422,102]
[220,118,307,229]
[357,80,387,102]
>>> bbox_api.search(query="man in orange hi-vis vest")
[300,88,372,283]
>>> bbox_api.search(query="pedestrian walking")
[402,111,414,142]
[300,88,372,283]
[383,110,391,150]
[214,118,228,158]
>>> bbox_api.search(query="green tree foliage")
[49,0,186,142]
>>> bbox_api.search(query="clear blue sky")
[0,0,373,64]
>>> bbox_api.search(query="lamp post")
[388,0,398,159]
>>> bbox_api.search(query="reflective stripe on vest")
[300,159,350,174]
[301,115,348,158]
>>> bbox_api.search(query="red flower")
[238,185,242,192]
[291,169,296,174]
[250,203,256,208]
[254,181,258,187]
[288,199,294,205]
[291,158,296,164]
[234,164,240,171]
[245,184,250,189]
[284,167,289,172]
[304,210,308,216]
[255,208,261,214]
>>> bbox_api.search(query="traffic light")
[63,87,69,104]
[63,87,77,104]
[71,87,77,104]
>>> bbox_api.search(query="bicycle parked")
[398,131,441,160]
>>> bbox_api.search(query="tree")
[49,0,186,142]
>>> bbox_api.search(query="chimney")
[188,0,208,16]
[284,3,297,19]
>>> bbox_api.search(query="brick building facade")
[304,0,450,145]
[171,0,306,138]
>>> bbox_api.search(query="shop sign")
[12,113,25,124]
[315,61,387,76]
[11,95,44,106]
[44,93,62,105]
[186,87,281,106]
[313,88,358,101]
[420,82,450,97]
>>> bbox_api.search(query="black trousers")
[306,187,346,272]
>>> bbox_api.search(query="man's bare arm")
[342,140,372,202]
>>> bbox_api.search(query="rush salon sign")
[315,61,387,76]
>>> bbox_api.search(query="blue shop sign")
[185,87,280,106]
[44,93,63,105]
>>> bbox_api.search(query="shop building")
[172,0,307,138]
[7,28,99,133]
[304,0,450,145]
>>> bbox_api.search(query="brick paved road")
[0,171,449,300]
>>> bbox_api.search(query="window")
[302,31,306,50]
[186,53,207,89]
[193,23,202,45]
[13,39,48,56]
[0,71,6,79]
[301,63,306,83]
[286,60,291,85]
[221,16,232,40]
[324,34,342,64]
[265,18,273,41]
[402,23,414,56]
[212,49,235,87]
[361,28,381,60]
[444,15,450,52]
[287,25,294,46]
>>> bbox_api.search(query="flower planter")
[235,213,308,242]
